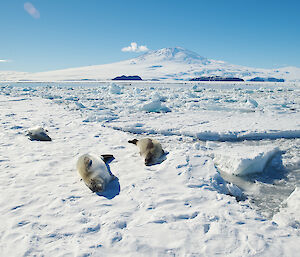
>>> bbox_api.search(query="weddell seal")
[128,138,165,166]
[76,153,116,192]
[26,126,52,141]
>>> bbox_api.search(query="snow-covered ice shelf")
[0,82,299,256]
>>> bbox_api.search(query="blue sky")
[1,0,299,72]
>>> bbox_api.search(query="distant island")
[2,47,299,82]
[190,76,244,82]
[248,77,285,82]
[112,75,142,81]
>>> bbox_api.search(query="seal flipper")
[128,139,138,145]
[101,154,115,163]
[39,131,52,141]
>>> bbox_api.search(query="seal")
[76,153,115,192]
[128,138,165,166]
[26,126,52,141]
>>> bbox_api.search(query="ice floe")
[213,145,280,176]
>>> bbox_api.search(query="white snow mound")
[214,145,279,176]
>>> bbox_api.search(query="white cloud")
[24,2,40,19]
[0,59,10,63]
[122,42,149,53]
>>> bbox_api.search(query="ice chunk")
[142,100,171,113]
[152,92,167,102]
[65,96,79,101]
[245,98,258,108]
[211,173,243,199]
[83,110,118,122]
[214,145,279,176]
[273,187,300,228]
[110,83,122,94]
[75,102,86,109]
[226,183,243,198]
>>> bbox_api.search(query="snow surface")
[1,47,300,82]
[0,82,299,256]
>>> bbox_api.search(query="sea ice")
[0,82,299,257]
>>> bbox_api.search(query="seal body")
[76,153,115,192]
[129,138,164,166]
[26,126,51,141]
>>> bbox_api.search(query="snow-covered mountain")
[134,47,211,65]
[1,47,300,81]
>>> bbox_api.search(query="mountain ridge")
[1,47,300,82]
